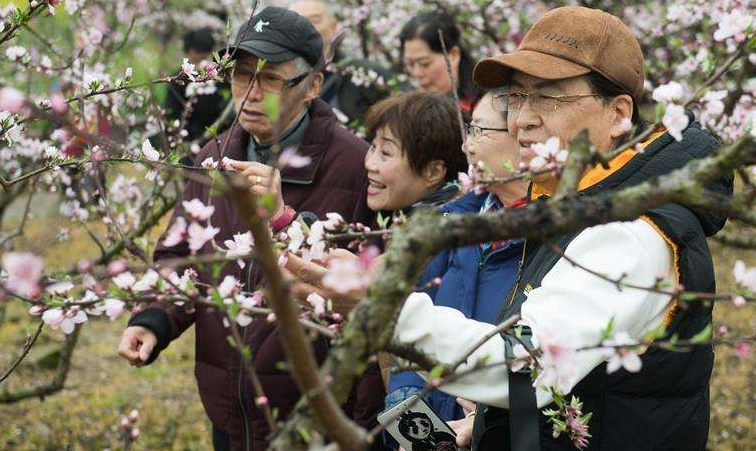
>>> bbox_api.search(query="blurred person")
[391,6,732,451]
[163,28,230,149]
[118,7,385,451]
[400,10,482,113]
[290,0,394,124]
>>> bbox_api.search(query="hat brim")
[220,39,297,63]
[473,50,592,88]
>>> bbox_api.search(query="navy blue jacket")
[386,191,524,421]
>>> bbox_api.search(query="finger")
[286,253,328,284]
[456,398,477,415]
[327,248,358,261]
[224,158,251,171]
[138,337,156,363]
[291,281,328,303]
[240,162,275,176]
[118,337,141,363]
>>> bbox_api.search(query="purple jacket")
[129,99,383,451]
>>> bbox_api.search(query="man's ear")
[609,94,634,140]
[423,160,447,189]
[305,72,324,102]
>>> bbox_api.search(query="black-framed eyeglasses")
[492,91,603,114]
[465,123,508,141]
[230,67,310,93]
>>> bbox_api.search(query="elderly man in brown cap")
[390,5,730,451]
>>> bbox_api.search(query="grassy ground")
[0,212,755,451]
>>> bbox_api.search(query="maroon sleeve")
[127,147,217,361]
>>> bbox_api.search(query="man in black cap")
[119,7,384,451]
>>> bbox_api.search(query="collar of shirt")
[246,109,310,164]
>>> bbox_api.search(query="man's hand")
[224,159,285,220]
[118,326,157,366]
[448,398,477,447]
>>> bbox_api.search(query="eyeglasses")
[230,67,309,93]
[492,91,603,114]
[465,123,508,141]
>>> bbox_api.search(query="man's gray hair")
[293,56,313,77]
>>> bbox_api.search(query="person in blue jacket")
[385,88,529,448]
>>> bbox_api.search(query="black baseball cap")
[223,6,323,67]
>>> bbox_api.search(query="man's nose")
[245,78,265,103]
[513,99,541,134]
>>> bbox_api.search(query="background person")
[400,10,482,113]
[162,28,230,151]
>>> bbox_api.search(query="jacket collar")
[220,98,337,185]
[530,126,668,200]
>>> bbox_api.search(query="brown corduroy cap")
[473,6,645,102]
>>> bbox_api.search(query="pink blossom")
[130,427,140,439]
[733,260,756,292]
[617,117,633,135]
[732,295,747,308]
[43,307,87,334]
[200,157,218,169]
[187,222,220,252]
[113,272,136,290]
[128,409,139,422]
[278,147,312,169]
[132,269,159,292]
[108,260,127,276]
[50,92,67,113]
[238,291,264,309]
[661,104,689,142]
[217,275,240,299]
[4,46,26,62]
[458,170,475,193]
[181,58,198,81]
[286,222,305,252]
[182,198,215,221]
[700,90,727,122]
[224,231,254,259]
[162,216,187,247]
[2,252,44,298]
[652,81,684,103]
[322,248,376,294]
[528,137,568,171]
[0,87,26,113]
[29,305,45,316]
[255,396,269,406]
[141,139,160,161]
[42,307,65,328]
[509,343,534,372]
[323,212,345,231]
[604,331,643,374]
[45,280,74,296]
[713,12,753,43]
[235,312,253,327]
[306,292,327,317]
[533,328,578,393]
[734,342,752,359]
[104,298,126,321]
